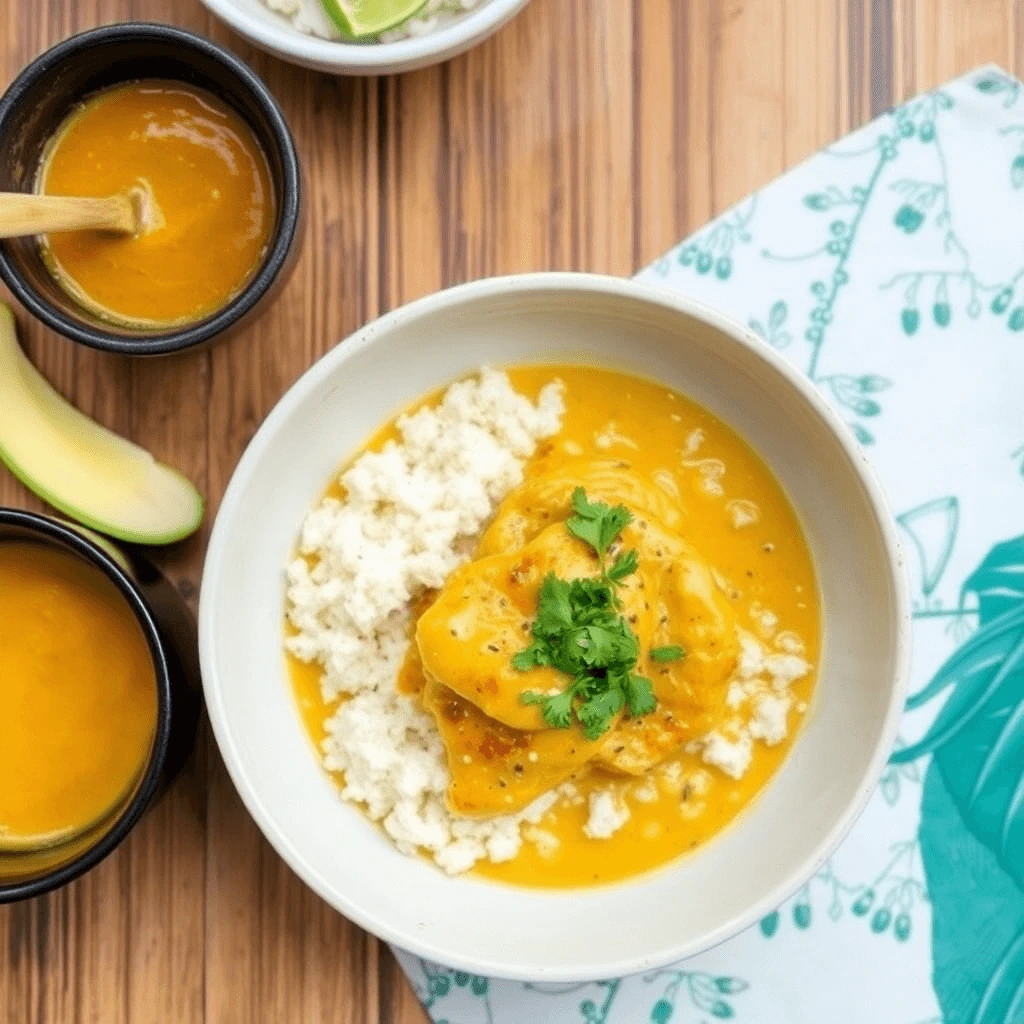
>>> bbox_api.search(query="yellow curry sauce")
[0,543,157,848]
[287,366,820,888]
[38,80,273,328]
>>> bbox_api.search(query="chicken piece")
[595,518,739,773]
[597,708,690,775]
[635,517,739,713]
[478,461,684,556]
[422,678,600,816]
[416,521,656,730]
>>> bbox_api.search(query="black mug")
[0,508,201,902]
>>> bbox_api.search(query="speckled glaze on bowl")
[199,273,911,982]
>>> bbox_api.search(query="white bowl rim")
[199,271,913,981]
[199,0,529,73]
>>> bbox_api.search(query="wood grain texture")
[0,1,1014,1021]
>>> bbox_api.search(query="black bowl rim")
[0,22,301,356]
[0,508,173,902]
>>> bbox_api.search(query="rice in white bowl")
[262,0,489,42]
[285,369,566,874]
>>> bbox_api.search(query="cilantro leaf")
[533,573,573,638]
[578,686,626,739]
[519,690,549,705]
[520,686,577,729]
[512,646,545,671]
[566,487,633,559]
[511,489,659,737]
[649,644,686,663]
[625,674,657,716]
[576,625,617,667]
[568,577,613,620]
[540,688,575,729]
[607,548,639,582]
[565,516,604,558]
[568,487,606,521]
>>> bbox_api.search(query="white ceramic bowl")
[199,273,911,981]
[199,0,529,75]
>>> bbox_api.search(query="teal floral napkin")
[394,64,1024,1024]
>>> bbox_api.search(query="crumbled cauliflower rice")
[286,369,564,874]
[692,627,810,778]
[584,790,631,840]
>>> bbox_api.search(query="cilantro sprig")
[514,489,661,740]
[566,488,633,566]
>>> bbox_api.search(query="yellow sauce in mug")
[0,542,158,847]
[288,366,820,888]
[38,80,274,328]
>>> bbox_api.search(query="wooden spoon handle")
[0,192,139,238]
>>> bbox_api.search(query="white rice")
[286,369,565,874]
[583,790,631,840]
[693,628,811,778]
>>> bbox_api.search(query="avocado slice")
[0,303,204,545]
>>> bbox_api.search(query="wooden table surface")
[0,1,1017,1021]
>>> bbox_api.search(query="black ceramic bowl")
[0,23,301,356]
[0,509,202,902]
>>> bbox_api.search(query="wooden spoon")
[0,186,149,239]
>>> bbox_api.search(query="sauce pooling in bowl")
[0,542,158,850]
[285,365,821,888]
[37,80,274,329]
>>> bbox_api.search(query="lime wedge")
[320,0,429,38]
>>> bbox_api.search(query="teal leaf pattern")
[898,535,1024,1022]
[757,839,927,946]
[1012,154,1024,189]
[819,373,891,415]
[851,421,875,445]
[898,496,960,599]
[963,536,1024,621]
[748,300,791,348]
[675,197,757,281]
[641,971,749,1023]
[921,757,1024,1024]
[975,69,1023,107]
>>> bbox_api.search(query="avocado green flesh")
[0,303,204,545]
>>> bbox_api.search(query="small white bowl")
[199,0,529,75]
[199,273,910,981]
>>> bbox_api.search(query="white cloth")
[396,64,1024,1024]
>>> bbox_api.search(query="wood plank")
[783,0,845,160]
[897,0,1011,91]
[709,0,786,212]
[491,0,576,272]
[202,33,386,1024]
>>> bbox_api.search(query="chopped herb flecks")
[650,645,686,663]
[515,489,669,739]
